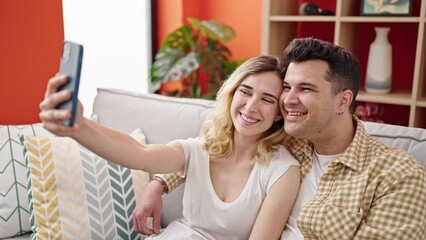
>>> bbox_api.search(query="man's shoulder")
[364,134,425,180]
[353,119,422,172]
[282,134,310,155]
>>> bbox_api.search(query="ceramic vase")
[365,27,392,94]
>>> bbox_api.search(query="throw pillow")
[0,124,53,238]
[20,129,149,239]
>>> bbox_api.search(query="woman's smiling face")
[231,71,283,140]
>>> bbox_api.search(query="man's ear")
[339,89,353,110]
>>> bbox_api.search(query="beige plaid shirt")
[157,117,426,239]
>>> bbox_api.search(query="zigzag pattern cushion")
[0,124,53,238]
[20,128,149,240]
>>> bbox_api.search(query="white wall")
[62,0,151,116]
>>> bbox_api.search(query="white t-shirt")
[281,150,341,239]
[147,137,299,240]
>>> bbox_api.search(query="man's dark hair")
[281,37,361,113]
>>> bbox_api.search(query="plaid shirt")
[157,117,426,239]
[283,117,426,239]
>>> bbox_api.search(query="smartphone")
[57,41,84,126]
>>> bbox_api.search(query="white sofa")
[1,88,425,239]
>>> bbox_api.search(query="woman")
[39,55,300,239]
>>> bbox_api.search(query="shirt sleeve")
[263,146,300,192]
[153,173,185,194]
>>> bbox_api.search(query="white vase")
[365,27,392,94]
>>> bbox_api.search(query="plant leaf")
[189,18,236,42]
[163,52,200,82]
[150,48,184,82]
[160,25,193,51]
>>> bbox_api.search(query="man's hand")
[133,179,164,235]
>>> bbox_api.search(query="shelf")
[356,90,412,106]
[269,16,419,23]
[340,16,420,23]
[270,16,336,22]
[417,97,426,107]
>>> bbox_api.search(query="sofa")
[1,88,425,239]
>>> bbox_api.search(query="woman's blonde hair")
[200,55,285,164]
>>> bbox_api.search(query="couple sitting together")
[40,37,426,239]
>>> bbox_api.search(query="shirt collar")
[337,116,369,173]
[288,116,368,175]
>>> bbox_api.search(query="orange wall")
[156,0,184,49]
[196,0,262,60]
[0,0,64,124]
[157,0,262,60]
[1,0,260,124]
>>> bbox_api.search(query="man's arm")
[354,167,426,239]
[132,173,185,235]
[133,178,164,235]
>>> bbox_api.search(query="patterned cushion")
[20,129,149,239]
[0,124,53,238]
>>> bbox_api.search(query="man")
[133,38,426,239]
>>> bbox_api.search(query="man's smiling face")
[280,60,341,142]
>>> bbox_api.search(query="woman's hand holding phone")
[56,41,83,127]
[39,41,84,136]
[39,74,84,136]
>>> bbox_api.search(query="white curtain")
[62,0,152,116]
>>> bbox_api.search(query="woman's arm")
[75,118,186,173]
[39,74,186,174]
[249,165,300,240]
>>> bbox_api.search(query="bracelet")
[152,177,169,194]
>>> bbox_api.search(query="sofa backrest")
[92,88,214,226]
[363,121,426,167]
[92,88,214,142]
[91,88,426,227]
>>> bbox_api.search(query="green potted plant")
[149,17,244,99]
